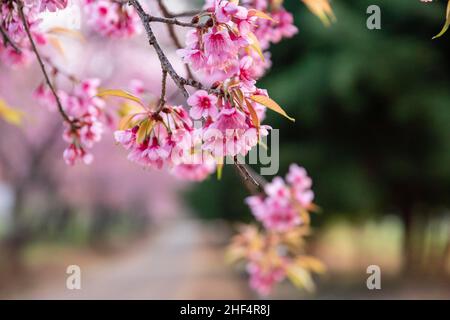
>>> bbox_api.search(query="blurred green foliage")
[187,0,450,225]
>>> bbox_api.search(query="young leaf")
[48,36,65,57]
[217,162,224,180]
[225,247,246,265]
[248,9,276,22]
[118,102,145,118]
[433,0,450,39]
[47,27,85,42]
[0,99,23,126]
[302,0,336,26]
[246,32,265,62]
[296,256,327,274]
[244,98,260,130]
[119,113,140,131]
[136,119,153,144]
[286,264,316,292]
[250,95,295,122]
[97,89,145,108]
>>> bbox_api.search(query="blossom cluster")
[179,0,297,82]
[3,0,327,296]
[112,80,217,181]
[38,0,68,12]
[0,1,47,67]
[228,164,323,296]
[82,0,141,38]
[114,103,217,181]
[241,0,298,50]
[113,84,272,181]
[36,78,105,165]
[116,0,296,180]
[246,164,314,232]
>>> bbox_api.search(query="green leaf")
[217,162,223,180]
[433,0,450,39]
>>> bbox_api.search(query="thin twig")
[156,0,195,80]
[234,157,263,191]
[0,23,21,53]
[157,69,168,112]
[167,10,202,18]
[145,14,203,28]
[234,163,262,195]
[18,1,75,127]
[130,0,190,98]
[130,0,221,97]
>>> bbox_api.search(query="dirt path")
[9,218,252,300]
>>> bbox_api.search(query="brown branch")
[234,157,264,193]
[130,0,190,98]
[0,23,21,53]
[167,10,202,19]
[129,0,220,96]
[145,14,202,28]
[157,69,167,111]
[129,1,262,191]
[18,1,76,128]
[156,0,195,80]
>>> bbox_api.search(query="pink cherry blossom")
[39,0,68,12]
[187,90,218,120]
[63,143,93,166]
[247,262,286,296]
[171,162,216,182]
[0,2,47,67]
[245,164,315,231]
[265,177,291,203]
[82,0,141,38]
[114,127,137,150]
[214,0,248,24]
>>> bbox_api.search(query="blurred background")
[0,0,449,299]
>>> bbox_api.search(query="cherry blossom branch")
[234,157,268,194]
[43,56,80,83]
[129,0,219,98]
[166,10,202,18]
[17,1,76,128]
[0,23,21,53]
[129,0,190,98]
[157,69,168,111]
[234,163,261,194]
[156,0,195,80]
[128,0,264,191]
[145,14,203,28]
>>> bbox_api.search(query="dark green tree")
[187,0,450,274]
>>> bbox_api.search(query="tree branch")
[156,0,195,80]
[18,1,76,128]
[157,69,167,112]
[0,23,21,53]
[166,10,202,19]
[129,0,263,191]
[129,0,190,98]
[234,156,265,194]
[146,14,202,28]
